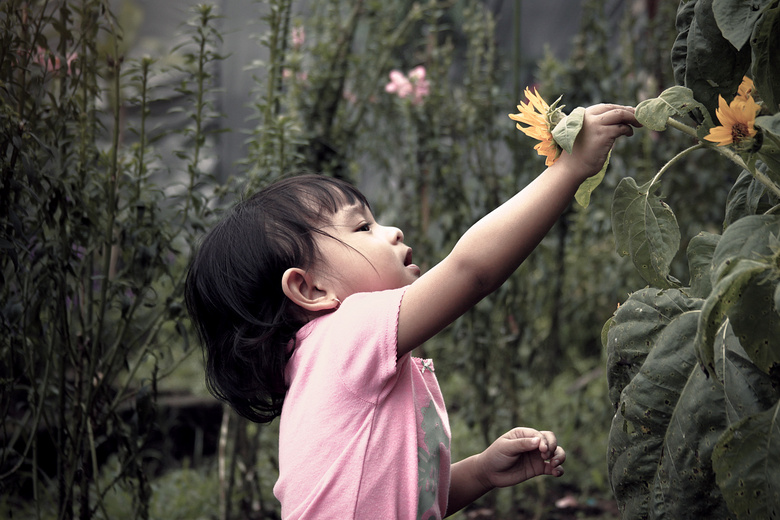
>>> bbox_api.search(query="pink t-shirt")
[273,287,451,519]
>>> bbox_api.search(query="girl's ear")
[281,268,339,312]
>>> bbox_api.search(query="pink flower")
[385,66,430,105]
[283,68,307,83]
[385,70,413,98]
[407,66,430,103]
[291,26,305,49]
[32,46,78,75]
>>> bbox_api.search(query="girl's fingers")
[596,107,641,127]
[506,436,542,454]
[538,431,558,456]
[549,446,566,466]
[586,103,634,116]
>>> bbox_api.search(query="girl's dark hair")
[184,174,370,423]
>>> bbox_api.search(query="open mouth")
[404,248,413,266]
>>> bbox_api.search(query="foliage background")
[0,0,738,519]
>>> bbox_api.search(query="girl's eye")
[357,223,371,232]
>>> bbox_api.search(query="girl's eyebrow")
[321,205,369,231]
[341,205,371,220]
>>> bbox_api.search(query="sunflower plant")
[600,0,780,518]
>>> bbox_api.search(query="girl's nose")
[387,226,404,243]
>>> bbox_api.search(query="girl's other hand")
[477,427,566,490]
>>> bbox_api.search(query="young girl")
[185,104,639,519]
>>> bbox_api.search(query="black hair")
[184,174,370,423]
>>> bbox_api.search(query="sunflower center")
[731,123,750,143]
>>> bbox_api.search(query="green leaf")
[751,2,780,112]
[684,0,752,121]
[711,215,780,281]
[574,151,610,208]
[606,288,703,409]
[756,114,780,143]
[712,401,780,520]
[695,258,771,377]
[712,0,776,51]
[672,0,699,88]
[698,215,780,376]
[724,171,765,229]
[609,300,776,519]
[608,306,732,519]
[757,114,780,184]
[727,270,780,376]
[711,326,780,422]
[551,106,585,154]
[687,232,721,298]
[635,86,712,131]
[612,177,682,289]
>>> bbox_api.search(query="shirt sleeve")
[319,287,407,403]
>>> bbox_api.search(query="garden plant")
[602,0,780,518]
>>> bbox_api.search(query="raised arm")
[397,104,638,357]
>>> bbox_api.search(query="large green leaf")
[687,231,721,298]
[695,215,780,377]
[751,1,780,113]
[712,328,780,421]
[685,0,752,120]
[756,113,780,185]
[712,401,780,520]
[712,0,776,51]
[609,296,777,519]
[608,303,702,519]
[671,0,699,88]
[727,274,780,376]
[608,305,733,519]
[723,171,766,229]
[612,177,681,289]
[606,288,702,409]
[710,215,780,281]
[635,86,712,131]
[648,342,731,519]
[695,259,772,377]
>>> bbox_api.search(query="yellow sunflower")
[737,76,754,100]
[704,93,760,148]
[509,87,562,166]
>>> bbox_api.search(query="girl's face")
[311,204,421,298]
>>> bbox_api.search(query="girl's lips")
[404,248,421,276]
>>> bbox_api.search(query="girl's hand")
[557,104,640,182]
[477,427,566,489]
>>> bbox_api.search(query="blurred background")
[0,0,734,518]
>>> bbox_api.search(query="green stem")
[757,172,780,201]
[665,116,780,199]
[181,6,210,227]
[711,147,780,199]
[665,117,698,139]
[650,143,704,186]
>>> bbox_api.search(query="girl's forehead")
[322,204,372,225]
